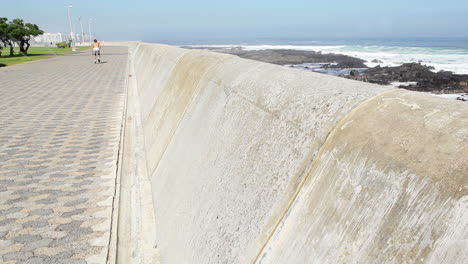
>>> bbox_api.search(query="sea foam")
[189,44,468,74]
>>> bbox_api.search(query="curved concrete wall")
[128,42,467,263]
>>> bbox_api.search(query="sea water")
[175,38,468,74]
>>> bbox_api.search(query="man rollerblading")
[91,39,101,63]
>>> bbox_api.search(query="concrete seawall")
[118,42,467,263]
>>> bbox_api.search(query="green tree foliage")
[8,19,44,55]
[56,41,68,48]
[0,17,15,56]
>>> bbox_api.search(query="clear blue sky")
[2,0,468,42]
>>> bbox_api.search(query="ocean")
[169,38,468,74]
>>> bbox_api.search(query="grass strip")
[0,46,89,66]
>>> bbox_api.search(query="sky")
[2,0,468,43]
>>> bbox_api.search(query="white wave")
[241,45,345,51]
[428,93,467,101]
[188,44,344,51]
[188,44,468,74]
[328,47,468,74]
[390,82,418,87]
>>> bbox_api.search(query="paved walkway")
[0,47,128,264]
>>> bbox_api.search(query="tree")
[0,17,14,56]
[8,19,43,55]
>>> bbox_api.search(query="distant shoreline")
[186,46,468,98]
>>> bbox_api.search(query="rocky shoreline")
[345,63,468,94]
[188,46,468,100]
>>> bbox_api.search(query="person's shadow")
[99,61,108,64]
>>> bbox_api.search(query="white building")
[32,32,93,47]
[32,33,64,46]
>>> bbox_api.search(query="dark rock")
[188,47,368,68]
[350,63,468,93]
[456,94,467,101]
[350,70,360,77]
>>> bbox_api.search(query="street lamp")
[88,18,94,42]
[78,16,85,45]
[67,4,76,51]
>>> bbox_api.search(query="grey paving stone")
[49,234,79,247]
[0,218,16,226]
[22,238,53,251]
[61,208,86,217]
[12,188,36,195]
[64,199,87,207]
[8,196,30,203]
[18,256,46,264]
[53,258,86,264]
[36,190,62,196]
[1,207,23,215]
[4,251,33,261]
[30,209,54,216]
[55,220,92,236]
[36,197,59,204]
[67,190,88,196]
[0,179,14,184]
[0,46,127,263]
[49,250,74,260]
[13,234,42,243]
[72,180,93,187]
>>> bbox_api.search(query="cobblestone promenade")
[0,47,128,263]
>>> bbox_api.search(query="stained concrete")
[115,42,467,263]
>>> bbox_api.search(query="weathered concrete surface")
[120,42,463,263]
[116,44,160,264]
[257,89,468,263]
[0,47,127,263]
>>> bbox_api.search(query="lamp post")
[78,16,85,45]
[88,18,93,42]
[67,4,76,51]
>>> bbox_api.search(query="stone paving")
[0,47,128,263]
